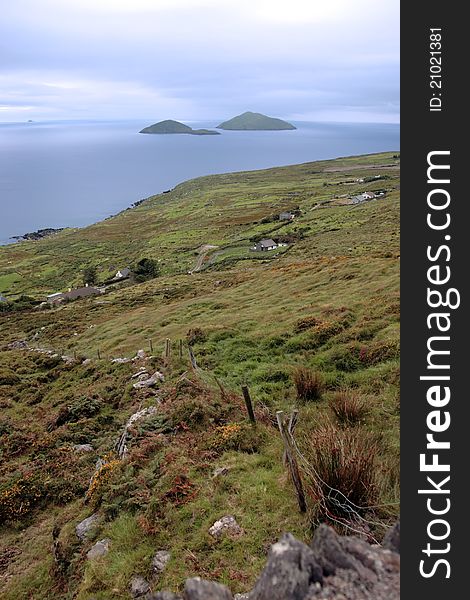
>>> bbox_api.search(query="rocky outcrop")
[209,516,243,540]
[87,538,110,559]
[153,523,399,600]
[75,513,101,541]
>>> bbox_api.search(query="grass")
[0,152,400,598]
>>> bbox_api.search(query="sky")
[0,0,399,124]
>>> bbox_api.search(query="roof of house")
[258,238,277,247]
[279,211,293,217]
[0,294,7,302]
[116,267,131,277]
[63,286,101,300]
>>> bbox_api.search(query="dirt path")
[191,244,218,272]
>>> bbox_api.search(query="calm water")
[0,120,399,245]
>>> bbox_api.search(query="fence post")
[97,349,101,360]
[179,338,183,359]
[149,339,153,354]
[283,409,299,466]
[188,346,197,369]
[165,338,171,359]
[241,385,256,424]
[276,410,306,513]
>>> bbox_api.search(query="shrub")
[329,389,369,426]
[210,422,264,453]
[293,367,324,401]
[134,258,159,282]
[301,424,379,520]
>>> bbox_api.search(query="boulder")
[73,443,94,453]
[133,372,164,389]
[87,538,110,559]
[135,349,147,360]
[183,577,233,600]
[152,550,171,576]
[112,357,132,364]
[76,513,101,541]
[249,533,322,600]
[208,516,243,540]
[382,520,400,554]
[130,575,151,598]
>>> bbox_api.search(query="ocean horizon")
[0,119,399,245]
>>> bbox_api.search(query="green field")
[0,152,400,598]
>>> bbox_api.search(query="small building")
[350,192,376,204]
[279,211,294,221]
[255,238,278,252]
[0,294,7,303]
[47,286,102,304]
[114,267,131,280]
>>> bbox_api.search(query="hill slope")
[0,153,400,599]
[217,111,296,130]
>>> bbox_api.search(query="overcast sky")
[0,0,399,124]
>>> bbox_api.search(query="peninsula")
[217,111,296,130]
[139,119,220,135]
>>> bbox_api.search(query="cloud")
[0,0,399,122]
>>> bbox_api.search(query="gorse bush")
[329,389,369,426]
[293,367,324,401]
[301,423,379,520]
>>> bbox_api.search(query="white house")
[255,239,278,251]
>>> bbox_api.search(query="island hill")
[139,119,220,135]
[217,111,296,130]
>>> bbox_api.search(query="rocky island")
[139,119,220,135]
[217,111,296,130]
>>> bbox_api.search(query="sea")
[0,119,399,245]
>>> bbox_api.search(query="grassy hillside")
[0,152,400,599]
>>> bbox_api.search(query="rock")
[7,340,28,349]
[152,550,171,575]
[208,516,243,539]
[73,443,94,453]
[112,357,132,364]
[304,524,400,600]
[76,513,101,541]
[135,349,147,360]
[130,575,151,598]
[132,368,150,379]
[212,467,229,478]
[382,520,400,554]
[133,372,164,389]
[234,595,250,599]
[82,358,92,365]
[250,533,322,600]
[87,538,110,559]
[183,577,233,600]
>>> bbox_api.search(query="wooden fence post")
[283,409,299,466]
[165,338,171,359]
[276,410,306,513]
[241,385,256,424]
[179,338,183,359]
[188,346,197,369]
[149,339,153,354]
[97,349,101,360]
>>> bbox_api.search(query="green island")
[0,152,400,599]
[217,111,296,130]
[139,119,220,135]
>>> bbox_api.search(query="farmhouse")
[279,211,294,221]
[255,238,278,251]
[46,286,102,304]
[350,191,376,204]
[113,267,132,280]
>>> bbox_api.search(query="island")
[139,119,220,135]
[216,111,296,131]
